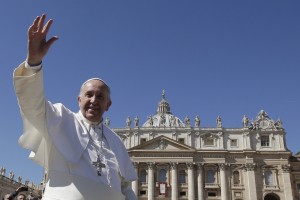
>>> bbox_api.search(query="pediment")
[129,135,195,151]
[248,110,283,131]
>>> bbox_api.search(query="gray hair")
[79,78,111,101]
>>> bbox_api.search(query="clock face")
[259,120,269,129]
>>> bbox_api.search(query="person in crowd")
[3,186,28,200]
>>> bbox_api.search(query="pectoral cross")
[92,154,106,176]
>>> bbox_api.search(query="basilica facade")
[112,91,300,200]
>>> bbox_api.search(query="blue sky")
[0,1,299,184]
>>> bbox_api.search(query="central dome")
[142,90,185,128]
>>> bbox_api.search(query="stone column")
[245,164,257,200]
[282,164,293,200]
[197,163,204,200]
[243,132,251,149]
[147,162,155,200]
[170,162,178,200]
[187,132,192,146]
[132,162,139,197]
[218,132,224,149]
[219,164,228,200]
[134,132,138,147]
[187,163,195,200]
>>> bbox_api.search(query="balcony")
[140,182,147,187]
[232,184,244,189]
[205,183,220,188]
[179,183,188,188]
[265,185,280,191]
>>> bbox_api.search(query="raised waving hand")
[27,14,58,66]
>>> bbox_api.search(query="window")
[140,138,147,144]
[208,191,217,197]
[179,191,186,196]
[178,170,186,184]
[140,190,146,195]
[206,170,216,183]
[159,169,167,182]
[261,136,270,147]
[233,171,240,184]
[297,183,300,194]
[265,171,273,186]
[178,138,185,144]
[204,137,214,146]
[140,169,147,183]
[234,192,242,197]
[230,139,238,147]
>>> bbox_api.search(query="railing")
[265,185,279,190]
[232,184,244,188]
[179,183,188,187]
[205,183,220,188]
[140,182,147,186]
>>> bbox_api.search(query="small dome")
[157,90,171,114]
[142,90,185,128]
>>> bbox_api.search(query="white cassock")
[13,62,137,200]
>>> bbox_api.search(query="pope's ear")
[77,96,81,106]
[106,101,112,111]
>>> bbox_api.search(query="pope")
[13,14,137,200]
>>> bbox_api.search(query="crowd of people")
[2,186,41,200]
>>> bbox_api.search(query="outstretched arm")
[27,14,58,66]
[14,14,59,170]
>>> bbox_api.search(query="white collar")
[78,111,102,127]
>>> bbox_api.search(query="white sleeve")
[14,62,50,168]
[24,60,42,72]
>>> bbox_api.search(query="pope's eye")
[85,93,93,98]
[96,95,104,99]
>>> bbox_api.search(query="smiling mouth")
[88,108,98,111]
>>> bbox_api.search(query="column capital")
[186,162,194,169]
[196,162,204,169]
[169,162,178,170]
[244,163,256,171]
[147,162,156,169]
[218,163,228,171]
[281,164,291,172]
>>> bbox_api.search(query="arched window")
[178,170,186,184]
[140,169,147,183]
[264,193,280,200]
[206,170,215,183]
[159,169,167,182]
[233,171,240,184]
[265,171,273,186]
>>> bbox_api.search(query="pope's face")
[78,80,111,123]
